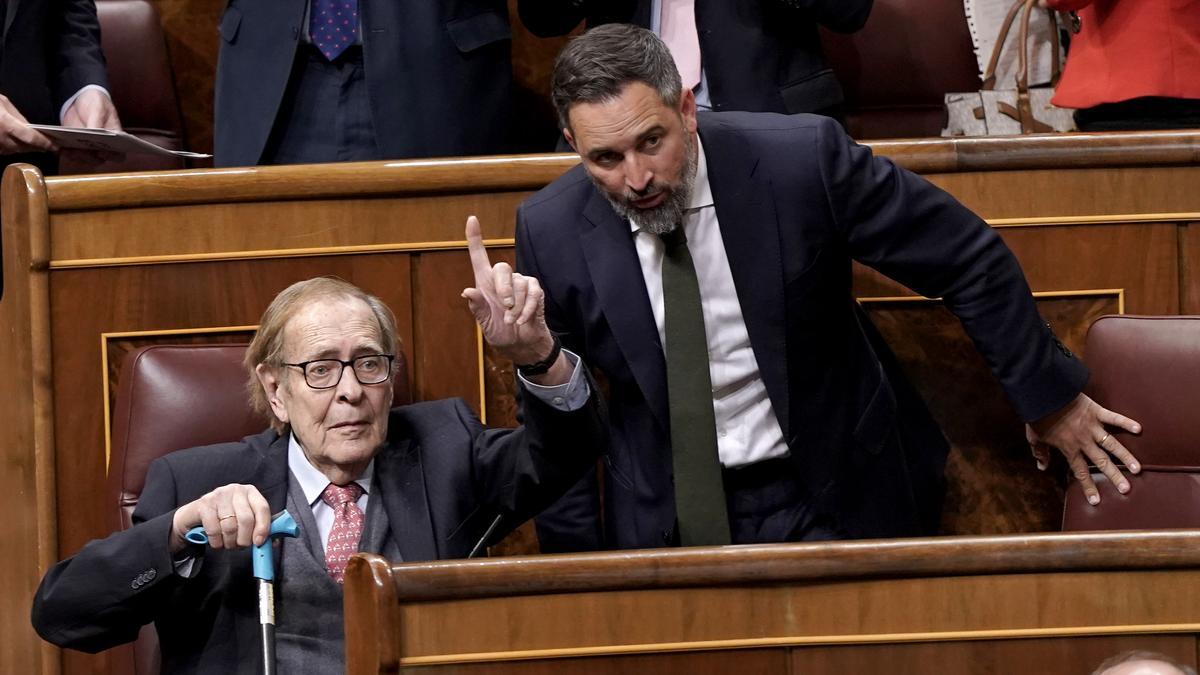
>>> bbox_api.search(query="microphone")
[467,514,504,559]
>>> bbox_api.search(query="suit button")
[1055,340,1074,358]
[145,569,157,581]
[131,579,141,589]
[661,529,673,544]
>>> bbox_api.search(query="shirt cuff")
[518,348,590,411]
[59,85,112,125]
[172,553,204,578]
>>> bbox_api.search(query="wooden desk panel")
[345,533,1200,674]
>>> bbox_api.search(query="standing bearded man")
[514,24,1141,552]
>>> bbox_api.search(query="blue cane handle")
[254,511,298,581]
[184,526,208,546]
[183,510,299,581]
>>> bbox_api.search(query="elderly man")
[32,219,605,674]
[516,24,1142,552]
[1093,651,1200,675]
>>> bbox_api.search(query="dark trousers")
[1074,96,1200,132]
[722,457,843,544]
[261,45,379,165]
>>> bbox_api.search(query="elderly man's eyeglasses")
[282,354,394,390]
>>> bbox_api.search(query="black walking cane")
[187,510,299,675]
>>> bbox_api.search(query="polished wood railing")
[345,531,1200,674]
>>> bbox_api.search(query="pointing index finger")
[465,216,493,282]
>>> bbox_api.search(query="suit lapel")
[581,191,669,430]
[252,434,291,515]
[701,121,791,440]
[374,436,438,562]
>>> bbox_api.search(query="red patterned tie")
[321,482,364,584]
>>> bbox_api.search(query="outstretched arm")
[814,116,1139,503]
[462,215,573,385]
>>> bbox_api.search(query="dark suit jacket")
[0,0,109,171]
[32,395,607,673]
[213,0,515,167]
[518,0,871,114]
[516,112,1087,551]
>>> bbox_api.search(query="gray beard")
[592,133,698,236]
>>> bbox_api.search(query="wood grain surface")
[344,534,1200,672]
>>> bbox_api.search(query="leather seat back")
[1063,316,1200,530]
[821,0,979,139]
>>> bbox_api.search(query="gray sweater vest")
[274,472,402,674]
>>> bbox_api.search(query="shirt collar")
[629,135,713,235]
[287,432,373,507]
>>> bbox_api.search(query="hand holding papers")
[28,124,212,159]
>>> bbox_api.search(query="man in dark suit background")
[1,0,120,302]
[0,0,120,172]
[213,0,519,167]
[518,0,872,118]
[516,24,1142,552]
[32,235,607,673]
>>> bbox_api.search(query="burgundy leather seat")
[58,0,187,174]
[106,343,410,675]
[1062,316,1200,531]
[821,0,980,139]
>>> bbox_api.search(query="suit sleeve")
[31,458,189,652]
[811,116,1087,421]
[51,0,110,108]
[514,204,608,552]
[463,366,609,536]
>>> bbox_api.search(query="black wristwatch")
[516,334,562,377]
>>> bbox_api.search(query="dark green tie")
[661,226,731,546]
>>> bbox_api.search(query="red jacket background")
[1045,0,1200,109]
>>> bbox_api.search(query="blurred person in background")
[0,0,121,174]
[1042,0,1200,130]
[214,1,518,167]
[1092,650,1199,675]
[518,0,872,119]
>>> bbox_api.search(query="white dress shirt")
[629,139,789,468]
[288,435,373,552]
[650,0,712,110]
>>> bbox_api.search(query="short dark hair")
[551,23,682,131]
[1092,650,1199,675]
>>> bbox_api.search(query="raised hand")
[461,215,557,367]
